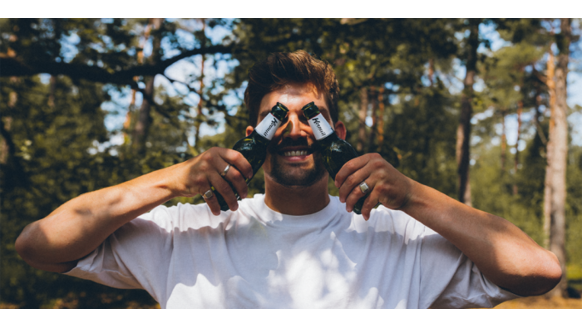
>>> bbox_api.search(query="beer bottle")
[302,101,370,214]
[213,102,288,211]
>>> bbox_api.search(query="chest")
[163,219,420,308]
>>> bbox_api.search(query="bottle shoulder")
[318,135,358,156]
[233,132,269,151]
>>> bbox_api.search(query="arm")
[334,153,562,296]
[15,148,253,273]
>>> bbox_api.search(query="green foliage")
[472,142,545,244]
[2,18,581,308]
[1,75,154,308]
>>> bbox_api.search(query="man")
[15,50,561,308]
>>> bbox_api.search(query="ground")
[494,296,582,309]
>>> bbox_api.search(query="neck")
[263,174,330,215]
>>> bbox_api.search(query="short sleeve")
[63,205,177,300]
[418,228,520,309]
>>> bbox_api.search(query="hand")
[334,153,414,220]
[171,147,253,215]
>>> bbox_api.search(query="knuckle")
[334,172,345,183]
[375,183,389,195]
[347,191,360,203]
[202,150,213,160]
[345,175,358,187]
[231,151,242,161]
[345,160,356,171]
[193,175,207,187]
[369,153,382,160]
[230,168,242,180]
[215,179,231,192]
[198,161,210,172]
[372,158,385,169]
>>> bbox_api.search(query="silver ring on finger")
[359,181,370,195]
[203,189,214,199]
[220,164,230,178]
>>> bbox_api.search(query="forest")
[1,18,581,308]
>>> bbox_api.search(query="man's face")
[248,83,336,188]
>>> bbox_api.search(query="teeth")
[284,150,308,156]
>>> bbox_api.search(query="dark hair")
[244,50,339,126]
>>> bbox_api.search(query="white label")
[254,113,281,140]
[308,114,334,140]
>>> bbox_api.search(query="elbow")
[510,250,563,297]
[15,228,32,262]
[536,251,563,295]
[15,226,76,273]
[15,227,40,268]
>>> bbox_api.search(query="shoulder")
[349,204,433,242]
[132,194,267,233]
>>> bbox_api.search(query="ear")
[334,121,347,140]
[245,126,254,137]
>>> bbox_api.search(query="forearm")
[400,180,562,296]
[15,166,177,271]
[16,148,253,273]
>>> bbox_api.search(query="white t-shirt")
[65,194,518,308]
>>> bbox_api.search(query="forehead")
[258,83,328,118]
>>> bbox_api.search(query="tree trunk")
[376,86,385,153]
[456,19,479,206]
[533,81,547,145]
[546,18,570,298]
[1,105,15,164]
[367,86,377,153]
[428,58,434,86]
[193,52,205,153]
[2,37,19,165]
[513,100,522,195]
[356,87,368,153]
[501,108,507,171]
[193,20,206,154]
[543,43,556,251]
[132,76,155,155]
[131,18,162,155]
[123,23,151,146]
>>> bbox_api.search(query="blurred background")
[1,18,581,309]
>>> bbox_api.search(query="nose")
[281,112,307,140]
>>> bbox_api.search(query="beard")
[267,151,327,188]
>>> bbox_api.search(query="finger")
[338,163,371,203]
[200,182,221,216]
[221,163,249,200]
[334,155,369,189]
[345,178,372,213]
[208,171,240,211]
[360,188,380,221]
[222,149,254,180]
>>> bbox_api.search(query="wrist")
[159,162,192,198]
[394,178,418,211]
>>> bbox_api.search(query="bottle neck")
[271,102,289,121]
[306,113,335,140]
[302,103,320,120]
[254,112,281,141]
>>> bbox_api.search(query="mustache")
[269,138,316,153]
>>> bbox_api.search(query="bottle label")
[308,114,334,140]
[254,113,281,140]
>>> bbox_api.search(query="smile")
[283,150,309,156]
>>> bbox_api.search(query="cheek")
[262,152,273,172]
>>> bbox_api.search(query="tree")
[545,18,572,298]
